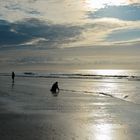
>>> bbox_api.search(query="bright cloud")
[86,0,140,9]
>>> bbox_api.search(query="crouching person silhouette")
[50,82,59,96]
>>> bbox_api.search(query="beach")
[0,75,140,140]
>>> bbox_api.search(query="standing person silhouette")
[50,82,59,93]
[12,72,15,83]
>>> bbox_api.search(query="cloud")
[1,1,140,49]
[0,0,140,71]
[0,0,87,24]
[0,20,29,46]
[1,42,140,70]
[88,4,140,21]
[64,18,140,47]
[106,28,140,43]
[0,16,140,50]
[128,0,140,4]
[0,18,83,50]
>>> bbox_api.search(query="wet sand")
[0,76,140,140]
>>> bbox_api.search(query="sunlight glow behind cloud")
[86,0,140,8]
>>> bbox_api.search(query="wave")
[60,88,138,104]
[22,72,140,81]
[1,72,140,81]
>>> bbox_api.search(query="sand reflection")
[93,124,112,140]
[90,122,130,140]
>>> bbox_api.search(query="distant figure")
[50,82,59,93]
[12,72,15,83]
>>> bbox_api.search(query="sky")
[0,0,140,72]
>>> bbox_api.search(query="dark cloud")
[0,18,83,50]
[88,4,140,21]
[0,20,28,46]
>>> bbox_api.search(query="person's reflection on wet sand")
[12,81,14,89]
[51,91,59,97]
